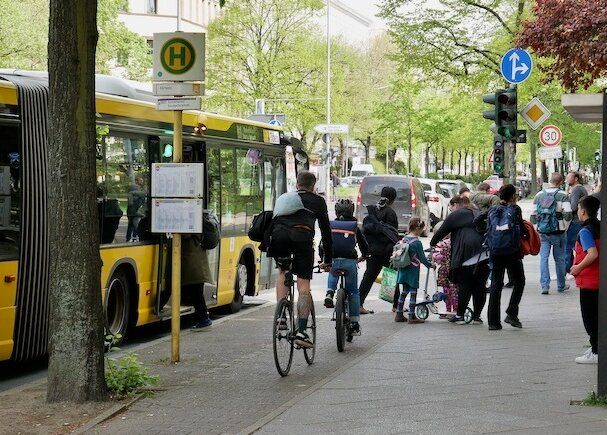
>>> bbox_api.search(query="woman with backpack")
[359,186,399,314]
[430,195,489,324]
[485,184,527,330]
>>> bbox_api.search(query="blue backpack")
[536,190,559,234]
[486,204,520,256]
[330,220,358,258]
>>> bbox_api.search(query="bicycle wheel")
[464,307,474,324]
[335,288,347,352]
[273,298,294,377]
[304,299,316,364]
[415,304,429,320]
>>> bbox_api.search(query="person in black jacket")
[431,195,489,324]
[486,184,527,330]
[358,186,399,314]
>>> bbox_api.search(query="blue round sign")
[500,48,533,84]
[269,118,282,126]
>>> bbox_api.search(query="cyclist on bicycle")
[321,199,368,334]
[269,171,333,348]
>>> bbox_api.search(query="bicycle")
[316,264,361,352]
[272,257,316,377]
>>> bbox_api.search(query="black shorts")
[270,230,315,280]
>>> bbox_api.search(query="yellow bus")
[0,71,308,363]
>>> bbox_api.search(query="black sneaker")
[324,293,335,308]
[472,318,484,325]
[294,331,313,349]
[504,315,522,328]
[350,322,361,335]
[488,324,503,331]
[504,282,514,288]
[191,318,212,331]
[449,316,465,324]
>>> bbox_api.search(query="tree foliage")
[0,0,150,79]
[517,0,607,91]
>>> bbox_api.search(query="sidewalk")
[89,253,607,434]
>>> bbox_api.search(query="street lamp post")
[325,0,331,201]
[385,130,389,174]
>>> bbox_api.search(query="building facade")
[119,0,220,44]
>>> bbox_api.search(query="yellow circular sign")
[160,38,196,75]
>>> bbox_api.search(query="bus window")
[263,159,275,211]
[0,125,20,260]
[103,134,149,244]
[235,148,262,233]
[220,148,235,235]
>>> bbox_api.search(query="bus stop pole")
[171,109,183,363]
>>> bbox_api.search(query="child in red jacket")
[570,196,601,364]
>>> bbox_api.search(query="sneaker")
[473,318,484,325]
[449,315,465,324]
[566,273,575,281]
[394,312,407,323]
[294,331,314,349]
[488,324,503,331]
[504,282,514,288]
[504,315,522,328]
[541,288,549,295]
[408,315,424,324]
[191,318,212,331]
[350,322,361,334]
[575,351,598,364]
[360,307,374,315]
[324,293,335,308]
[558,284,570,293]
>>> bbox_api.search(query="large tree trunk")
[464,149,469,176]
[407,128,413,174]
[364,135,371,163]
[47,0,107,403]
[338,137,346,176]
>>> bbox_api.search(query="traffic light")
[482,88,518,139]
[496,89,517,139]
[493,135,505,176]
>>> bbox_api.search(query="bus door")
[154,139,219,315]
[259,156,285,288]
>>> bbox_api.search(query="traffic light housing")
[493,135,505,176]
[496,90,517,139]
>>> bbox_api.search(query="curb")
[73,393,146,434]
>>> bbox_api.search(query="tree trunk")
[407,128,413,175]
[457,151,462,175]
[364,135,371,163]
[338,137,345,176]
[47,0,107,403]
[450,149,454,174]
[425,145,431,176]
[464,149,469,176]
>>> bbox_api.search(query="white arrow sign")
[509,52,529,81]
[314,124,349,134]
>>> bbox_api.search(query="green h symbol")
[170,46,186,66]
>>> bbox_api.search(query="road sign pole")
[325,0,332,202]
[171,109,183,363]
[598,90,607,396]
[530,134,537,194]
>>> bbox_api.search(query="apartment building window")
[146,0,157,14]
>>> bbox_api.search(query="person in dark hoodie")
[358,186,399,314]
[431,195,489,324]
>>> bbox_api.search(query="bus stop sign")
[153,33,205,82]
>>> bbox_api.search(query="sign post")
[153,32,205,363]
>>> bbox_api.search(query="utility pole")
[176,0,182,31]
[325,0,332,201]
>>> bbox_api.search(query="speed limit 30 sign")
[539,125,562,147]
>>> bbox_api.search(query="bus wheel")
[105,269,131,341]
[229,261,248,313]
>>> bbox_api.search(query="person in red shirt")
[570,195,601,364]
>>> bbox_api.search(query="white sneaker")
[566,273,575,281]
[575,350,598,364]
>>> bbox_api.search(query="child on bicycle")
[322,199,368,334]
[395,218,434,323]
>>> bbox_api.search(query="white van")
[349,164,375,184]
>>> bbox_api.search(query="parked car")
[515,178,531,198]
[355,175,431,235]
[437,179,467,198]
[418,178,450,229]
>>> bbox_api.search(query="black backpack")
[248,210,274,251]
[362,205,399,244]
[193,212,220,250]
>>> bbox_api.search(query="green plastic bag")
[379,267,397,303]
